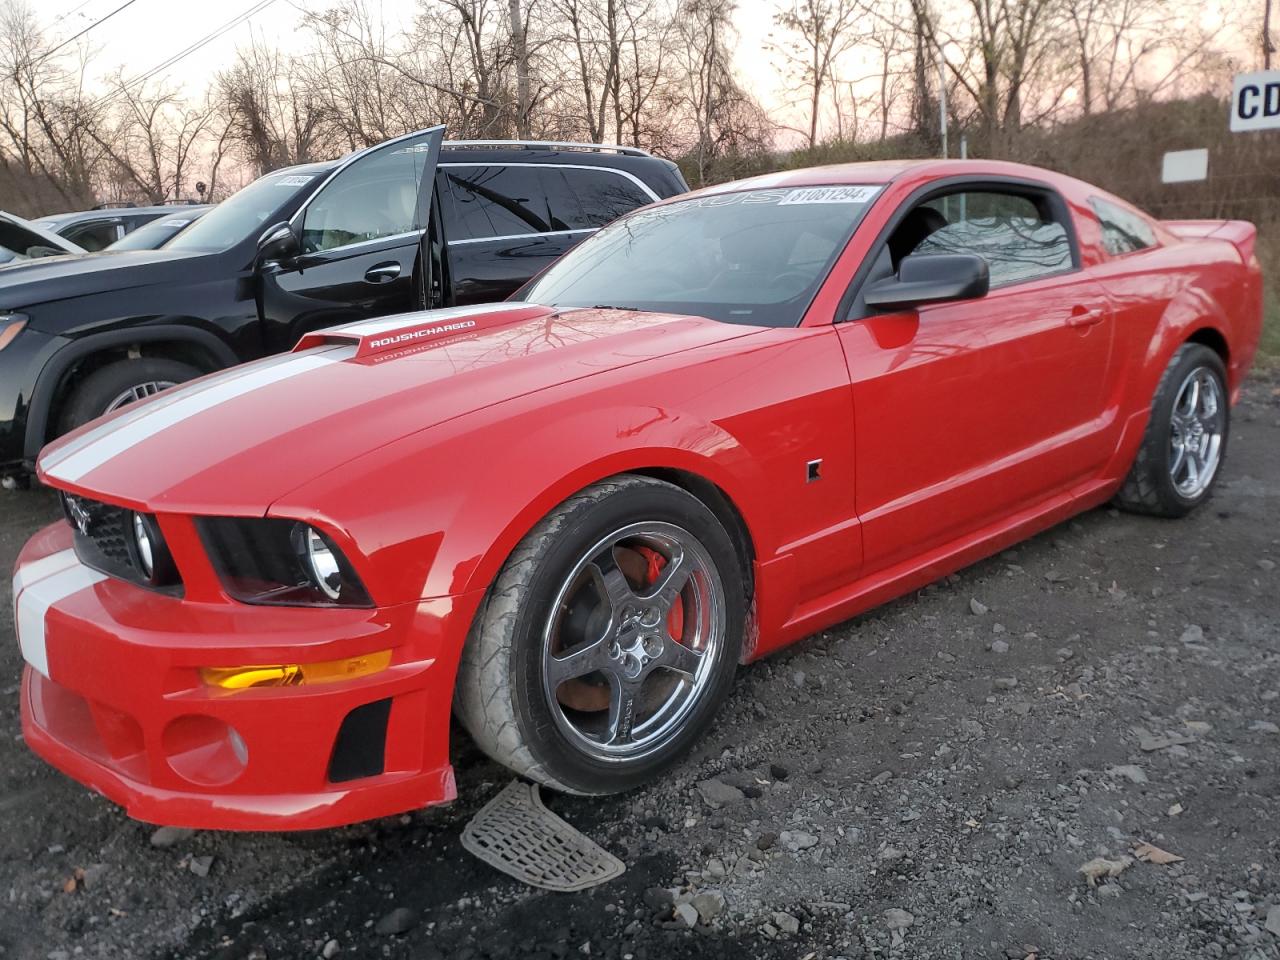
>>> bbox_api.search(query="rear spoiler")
[294,303,555,360]
[1163,219,1258,263]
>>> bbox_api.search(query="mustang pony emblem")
[64,496,91,536]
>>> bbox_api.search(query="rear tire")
[1114,343,1228,518]
[58,358,201,434]
[454,475,744,796]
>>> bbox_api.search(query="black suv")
[0,127,687,482]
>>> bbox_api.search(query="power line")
[122,0,282,93]
[45,0,143,59]
[53,0,100,26]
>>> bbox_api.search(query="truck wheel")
[454,475,744,796]
[1115,343,1229,518]
[58,358,201,434]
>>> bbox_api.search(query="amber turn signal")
[200,650,392,690]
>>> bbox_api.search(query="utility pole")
[937,51,948,158]
[509,0,532,138]
[1265,0,1275,69]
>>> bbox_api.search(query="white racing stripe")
[11,548,77,597]
[44,348,354,483]
[14,562,107,679]
[42,349,317,473]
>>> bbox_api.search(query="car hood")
[37,303,763,512]
[0,249,210,313]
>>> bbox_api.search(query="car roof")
[684,158,1086,197]
[37,205,210,226]
[438,143,674,172]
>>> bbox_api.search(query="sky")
[40,0,793,118]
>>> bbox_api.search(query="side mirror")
[257,221,299,264]
[863,253,990,311]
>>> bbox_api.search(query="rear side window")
[901,190,1073,286]
[559,168,654,228]
[441,164,656,241]
[442,165,551,241]
[1089,197,1157,256]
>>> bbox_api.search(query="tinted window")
[442,165,551,240]
[560,168,654,228]
[64,220,122,252]
[0,221,68,263]
[905,190,1072,285]
[519,185,879,327]
[301,145,429,254]
[168,171,321,253]
[1090,197,1157,256]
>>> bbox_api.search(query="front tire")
[454,475,744,796]
[1115,343,1228,518]
[58,357,201,435]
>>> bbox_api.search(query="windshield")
[107,212,206,252]
[166,171,323,253]
[518,184,881,327]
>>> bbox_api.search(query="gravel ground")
[2,371,1278,960]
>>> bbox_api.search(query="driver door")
[259,126,444,352]
[836,183,1116,574]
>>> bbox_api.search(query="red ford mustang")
[11,160,1262,830]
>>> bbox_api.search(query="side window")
[560,168,654,228]
[1089,197,1157,256]
[66,220,122,252]
[0,221,62,261]
[442,165,551,241]
[300,146,426,254]
[893,189,1073,286]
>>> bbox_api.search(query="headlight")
[0,313,28,352]
[133,513,155,578]
[295,524,341,600]
[197,517,373,607]
[126,512,178,586]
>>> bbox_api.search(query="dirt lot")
[2,371,1279,960]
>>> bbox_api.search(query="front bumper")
[14,521,483,830]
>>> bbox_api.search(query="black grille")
[61,494,182,594]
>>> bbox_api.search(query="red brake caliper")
[636,546,685,640]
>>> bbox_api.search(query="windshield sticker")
[159,219,191,227]
[275,175,314,187]
[779,185,883,205]
[680,185,881,209]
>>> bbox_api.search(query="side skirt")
[751,477,1119,659]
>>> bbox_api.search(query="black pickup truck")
[0,127,687,483]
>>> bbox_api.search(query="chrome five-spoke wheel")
[1168,366,1224,499]
[1116,342,1229,517]
[455,475,744,795]
[542,522,724,762]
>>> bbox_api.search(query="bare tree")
[773,0,863,147]
[668,0,769,184]
[0,1,104,210]
[216,40,328,174]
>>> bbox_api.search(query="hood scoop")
[294,303,556,360]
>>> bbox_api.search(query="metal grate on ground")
[461,780,625,892]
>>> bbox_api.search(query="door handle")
[1066,307,1104,329]
[364,262,401,283]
